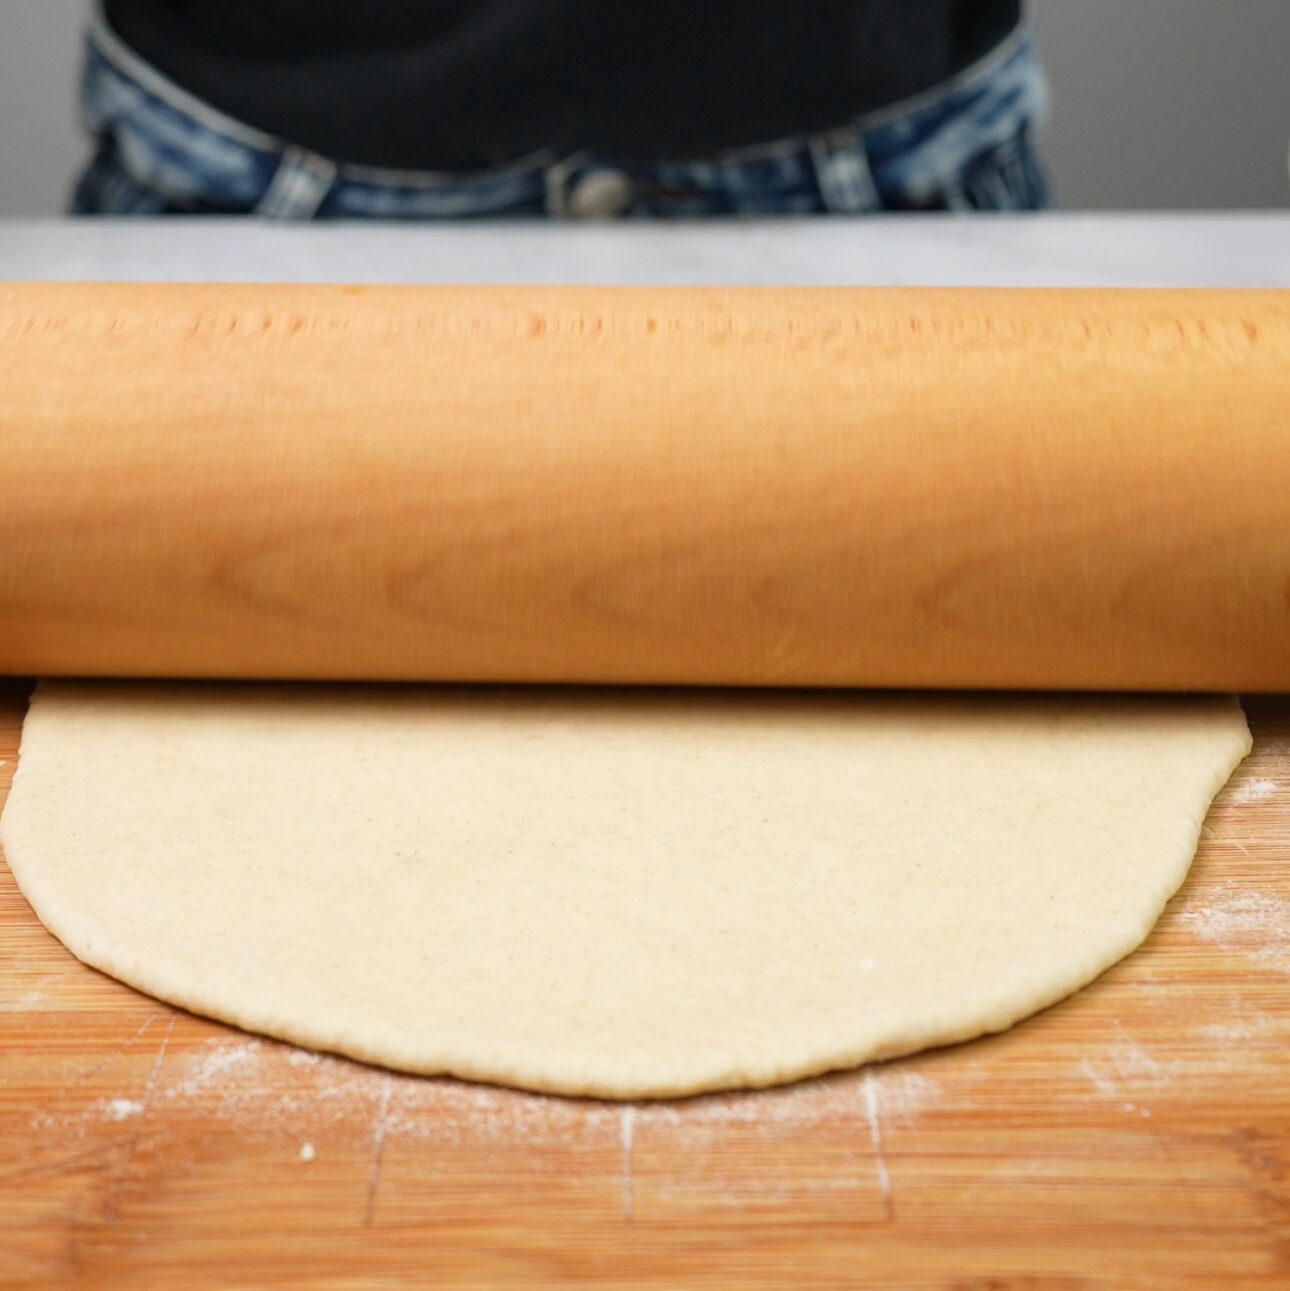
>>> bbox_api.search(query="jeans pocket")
[71,140,176,215]
[940,131,1054,212]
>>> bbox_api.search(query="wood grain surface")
[1,679,1287,1289]
[6,284,1290,692]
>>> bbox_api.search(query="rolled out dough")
[0,683,1250,1099]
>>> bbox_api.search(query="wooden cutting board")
[1,679,1287,1289]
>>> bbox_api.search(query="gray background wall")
[2,0,1289,217]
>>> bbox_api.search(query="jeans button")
[567,168,635,218]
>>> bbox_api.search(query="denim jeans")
[73,11,1052,219]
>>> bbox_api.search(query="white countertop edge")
[2,212,1288,287]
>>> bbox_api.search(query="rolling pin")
[2,281,1289,690]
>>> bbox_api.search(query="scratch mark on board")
[0,1141,123,1183]
[621,1105,636,1221]
[1200,827,1259,863]
[862,1069,894,1221]
[61,1011,162,1095]
[363,1074,393,1228]
[104,1014,174,1223]
[31,1011,161,1125]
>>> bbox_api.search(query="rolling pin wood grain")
[3,282,1290,688]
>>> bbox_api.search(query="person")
[73,1,1051,219]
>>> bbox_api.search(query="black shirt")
[103,0,1023,170]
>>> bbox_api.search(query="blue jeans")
[73,12,1052,219]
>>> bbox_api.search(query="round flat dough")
[0,683,1250,1099]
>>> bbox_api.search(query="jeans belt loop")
[256,147,340,220]
[808,127,882,214]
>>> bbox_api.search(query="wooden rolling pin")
[2,282,1289,690]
